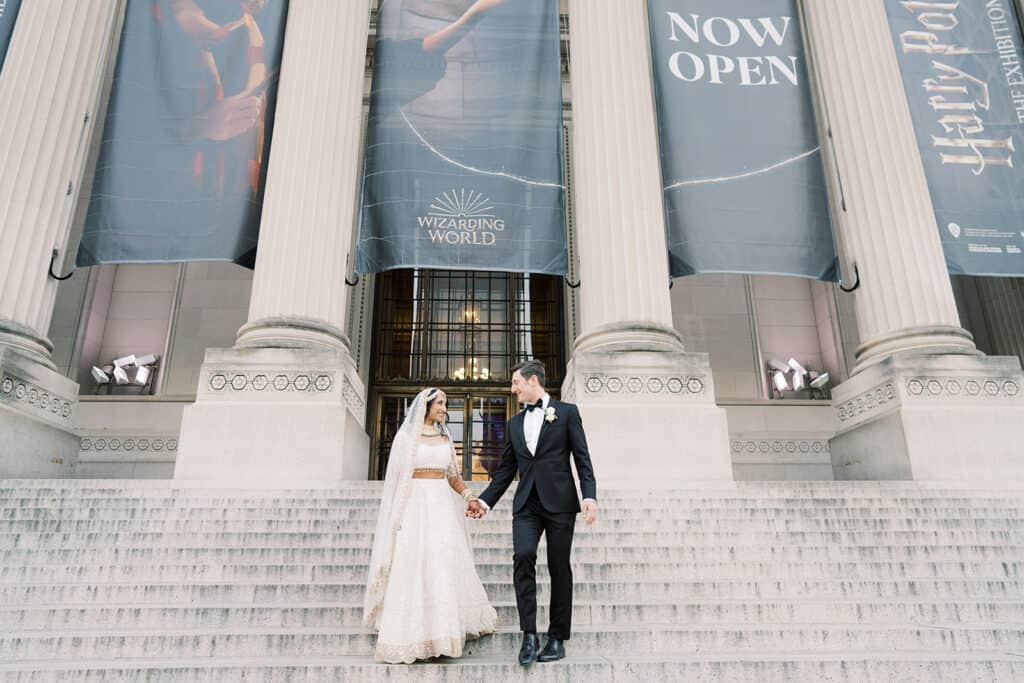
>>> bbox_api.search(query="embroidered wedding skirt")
[374,447,498,663]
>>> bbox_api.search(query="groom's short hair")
[512,359,546,387]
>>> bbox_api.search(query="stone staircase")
[0,480,1023,682]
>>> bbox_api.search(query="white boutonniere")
[544,406,557,423]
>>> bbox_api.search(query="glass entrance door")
[374,391,512,481]
[368,267,565,480]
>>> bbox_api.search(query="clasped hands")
[465,499,486,519]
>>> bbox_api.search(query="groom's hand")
[582,499,598,525]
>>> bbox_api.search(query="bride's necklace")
[421,427,440,436]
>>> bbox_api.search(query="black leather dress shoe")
[518,632,540,666]
[537,638,565,662]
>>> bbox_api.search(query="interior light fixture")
[91,366,110,384]
[768,359,789,373]
[792,371,805,392]
[787,358,807,376]
[112,366,130,384]
[772,370,788,392]
[135,354,157,367]
[133,365,151,386]
[810,373,830,390]
[113,354,136,369]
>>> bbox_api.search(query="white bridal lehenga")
[363,391,498,663]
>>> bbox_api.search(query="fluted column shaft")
[238,0,372,351]
[803,0,975,370]
[977,278,1024,362]
[568,0,680,353]
[0,1,123,367]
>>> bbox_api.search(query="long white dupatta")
[362,388,466,630]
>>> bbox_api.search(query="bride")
[363,388,498,663]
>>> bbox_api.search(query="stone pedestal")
[0,346,80,477]
[831,354,1024,481]
[175,348,368,486]
[564,343,733,485]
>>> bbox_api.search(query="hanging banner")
[77,0,289,267]
[886,0,1024,276]
[0,0,21,73]
[356,0,567,276]
[648,0,837,280]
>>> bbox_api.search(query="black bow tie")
[525,399,544,412]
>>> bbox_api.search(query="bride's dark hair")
[423,388,443,418]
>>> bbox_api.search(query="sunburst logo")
[428,189,496,218]
[417,188,506,247]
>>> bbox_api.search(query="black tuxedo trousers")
[513,487,576,639]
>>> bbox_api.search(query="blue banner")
[648,0,837,280]
[886,0,1024,276]
[77,0,289,267]
[0,0,21,73]
[356,0,567,276]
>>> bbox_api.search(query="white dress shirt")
[523,393,551,454]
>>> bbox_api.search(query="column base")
[0,321,58,371]
[174,347,369,487]
[853,325,978,373]
[0,345,80,477]
[236,317,350,352]
[563,346,734,485]
[830,353,1024,481]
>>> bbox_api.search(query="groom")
[469,359,598,666]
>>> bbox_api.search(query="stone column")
[563,0,732,483]
[175,0,372,486]
[0,1,124,476]
[804,0,1024,481]
[976,278,1024,364]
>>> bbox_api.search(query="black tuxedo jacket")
[479,399,597,514]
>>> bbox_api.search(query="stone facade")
[2,0,1024,484]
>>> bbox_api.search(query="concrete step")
[5,489,1024,505]
[2,478,1021,494]
[6,517,1024,534]
[3,559,1021,584]
[4,598,1024,632]
[1,653,1021,683]
[1,578,1022,605]
[8,497,1024,511]
[5,543,1023,566]
[2,624,1024,660]
[5,529,1023,551]
[9,506,1024,525]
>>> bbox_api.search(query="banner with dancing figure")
[77,0,289,267]
[356,0,568,276]
[648,0,837,280]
